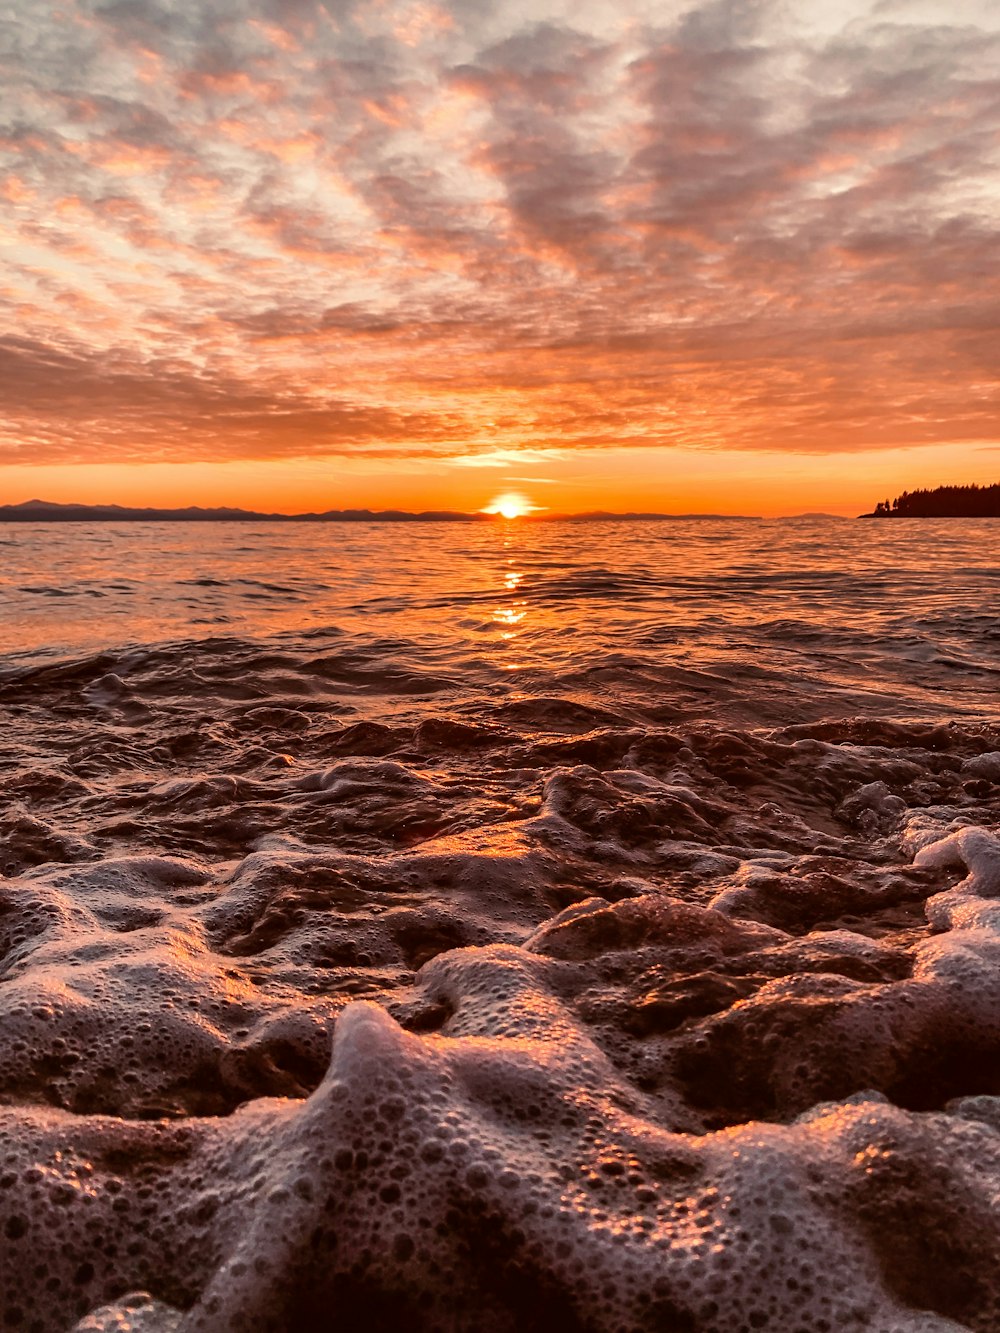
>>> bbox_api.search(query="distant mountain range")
[0,499,485,523]
[0,499,761,523]
[535,510,759,522]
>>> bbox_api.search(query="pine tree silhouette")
[870,483,1000,517]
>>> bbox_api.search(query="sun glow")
[484,491,531,519]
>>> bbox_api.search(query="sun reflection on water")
[491,535,529,641]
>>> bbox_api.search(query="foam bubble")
[4,648,1000,1329]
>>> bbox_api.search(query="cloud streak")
[1,0,998,465]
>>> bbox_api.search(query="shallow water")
[2,519,1000,1331]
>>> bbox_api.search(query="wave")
[1,630,1000,1329]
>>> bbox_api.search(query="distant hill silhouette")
[0,500,484,523]
[0,500,761,523]
[865,483,1000,518]
[541,510,758,522]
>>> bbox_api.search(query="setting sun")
[484,492,531,520]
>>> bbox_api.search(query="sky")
[1,0,998,516]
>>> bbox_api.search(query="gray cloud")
[0,335,456,462]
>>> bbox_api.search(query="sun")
[484,491,530,519]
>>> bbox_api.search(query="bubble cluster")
[1,646,1000,1329]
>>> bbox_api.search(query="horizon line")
[0,497,774,522]
[0,498,865,524]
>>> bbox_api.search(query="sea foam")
[2,632,1000,1329]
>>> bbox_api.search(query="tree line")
[871,483,1000,517]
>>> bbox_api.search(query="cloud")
[445,448,567,467]
[0,0,997,465]
[0,334,457,462]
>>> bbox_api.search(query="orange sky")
[1,0,998,516]
[6,443,1000,518]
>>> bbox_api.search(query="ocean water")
[2,518,1000,1331]
[2,516,999,718]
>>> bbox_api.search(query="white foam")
[4,674,1000,1329]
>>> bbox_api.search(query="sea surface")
[2,518,1000,1331]
[2,516,999,719]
